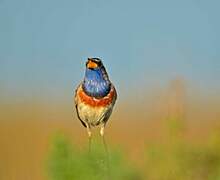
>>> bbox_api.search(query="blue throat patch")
[82,67,111,98]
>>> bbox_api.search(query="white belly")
[77,102,110,126]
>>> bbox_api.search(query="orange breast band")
[78,86,116,107]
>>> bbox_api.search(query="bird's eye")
[97,61,102,67]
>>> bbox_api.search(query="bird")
[74,58,117,149]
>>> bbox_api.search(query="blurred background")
[1,0,220,179]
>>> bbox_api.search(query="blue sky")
[0,0,219,100]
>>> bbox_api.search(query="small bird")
[74,58,117,144]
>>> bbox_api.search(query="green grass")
[47,119,220,180]
[47,134,142,180]
[144,118,220,180]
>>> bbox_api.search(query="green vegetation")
[47,134,141,180]
[47,119,220,180]
[144,118,220,180]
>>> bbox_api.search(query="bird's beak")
[87,59,98,69]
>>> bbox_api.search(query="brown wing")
[99,84,117,125]
[74,84,86,127]
[102,107,113,125]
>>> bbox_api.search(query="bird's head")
[86,58,103,70]
[83,57,111,98]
